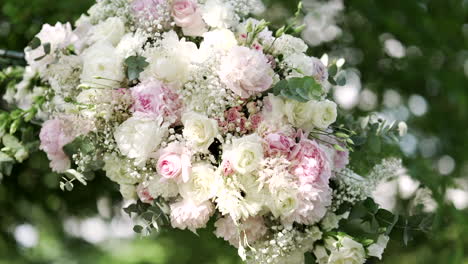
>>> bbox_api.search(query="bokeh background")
[1,0,468,263]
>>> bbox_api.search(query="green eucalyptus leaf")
[125,55,149,81]
[28,37,41,49]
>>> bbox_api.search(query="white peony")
[202,0,236,29]
[367,235,389,260]
[328,237,366,264]
[219,46,274,98]
[178,163,220,204]
[311,100,337,129]
[198,29,237,61]
[115,32,147,59]
[284,99,315,131]
[89,17,126,46]
[182,112,219,152]
[170,199,214,232]
[24,22,77,74]
[226,134,264,175]
[80,41,125,88]
[140,31,198,87]
[114,116,168,165]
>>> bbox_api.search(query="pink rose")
[289,137,331,186]
[172,0,207,36]
[225,107,242,122]
[219,46,274,99]
[221,160,234,176]
[156,143,192,182]
[39,119,74,172]
[265,133,295,156]
[249,113,263,130]
[137,184,154,204]
[131,78,182,123]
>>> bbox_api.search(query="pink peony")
[219,46,274,99]
[137,183,154,204]
[170,199,214,232]
[172,0,207,36]
[214,216,267,248]
[264,133,296,156]
[131,78,183,123]
[283,183,332,225]
[39,119,75,172]
[289,136,331,186]
[156,143,192,182]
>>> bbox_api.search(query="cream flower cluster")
[17,0,392,263]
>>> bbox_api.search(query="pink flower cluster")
[39,119,75,172]
[218,105,263,135]
[130,78,183,123]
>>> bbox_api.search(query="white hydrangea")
[103,153,143,185]
[147,176,179,199]
[45,55,82,96]
[268,34,308,57]
[80,41,125,88]
[119,184,137,200]
[114,116,168,165]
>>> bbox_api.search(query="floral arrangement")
[0,0,431,263]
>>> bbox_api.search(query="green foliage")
[272,76,324,102]
[124,55,149,81]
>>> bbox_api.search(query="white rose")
[80,41,125,88]
[328,237,366,264]
[311,100,337,129]
[182,112,219,152]
[269,189,299,218]
[202,0,236,29]
[284,99,315,131]
[141,31,198,87]
[227,134,264,175]
[114,116,168,165]
[179,163,220,204]
[198,29,237,61]
[313,246,329,264]
[367,235,389,260]
[89,17,125,46]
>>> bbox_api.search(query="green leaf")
[336,73,347,86]
[125,55,149,81]
[328,64,338,77]
[133,225,143,233]
[43,43,51,54]
[28,37,41,49]
[271,77,324,102]
[0,152,14,163]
